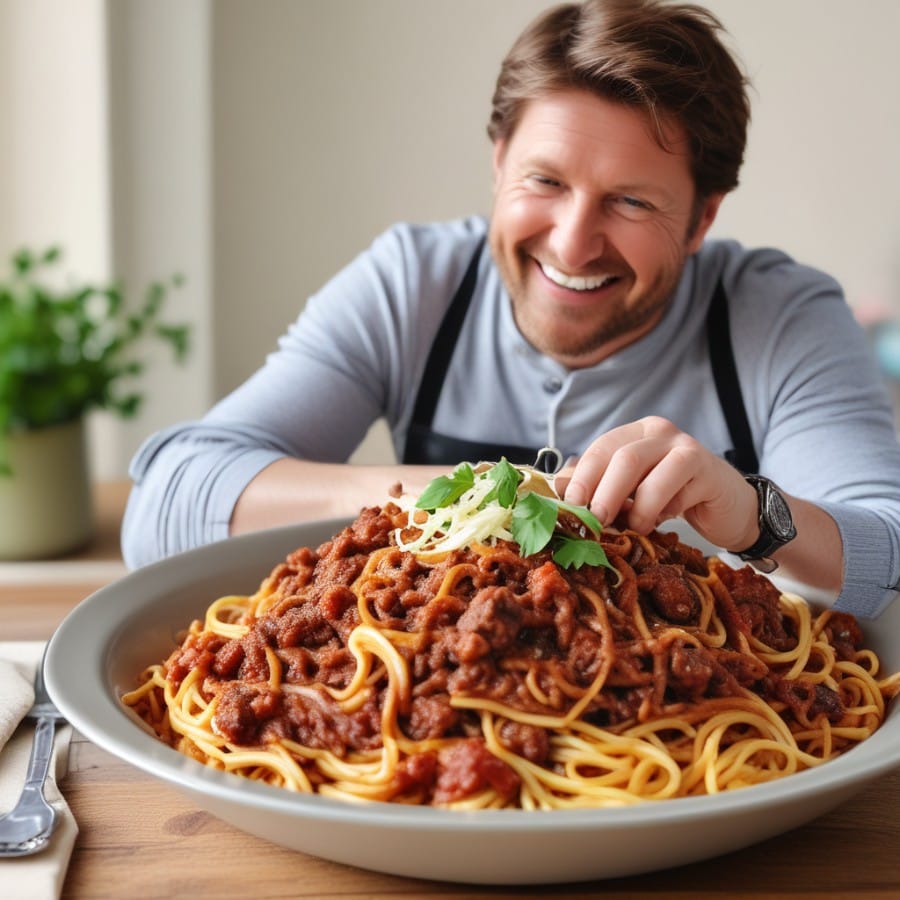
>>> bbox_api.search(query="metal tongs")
[533,446,565,475]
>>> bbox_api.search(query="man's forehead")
[505,91,694,179]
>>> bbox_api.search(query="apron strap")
[402,235,555,467]
[402,429,541,468]
[706,277,759,473]
[407,236,486,433]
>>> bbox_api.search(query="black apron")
[402,239,759,474]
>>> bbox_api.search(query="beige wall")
[3,0,899,476]
[706,0,900,307]
[0,0,109,270]
[211,0,547,400]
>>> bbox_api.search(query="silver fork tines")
[0,654,67,857]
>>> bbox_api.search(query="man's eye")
[530,175,562,189]
[611,195,653,219]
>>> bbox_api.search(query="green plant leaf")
[0,244,192,476]
[555,499,602,536]
[415,462,475,510]
[485,457,522,508]
[511,492,558,556]
[552,536,613,570]
[112,394,141,417]
[12,248,34,275]
[156,324,191,361]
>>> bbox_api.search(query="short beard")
[500,248,684,366]
[518,283,672,361]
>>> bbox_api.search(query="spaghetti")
[123,464,900,809]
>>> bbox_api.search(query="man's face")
[489,89,723,369]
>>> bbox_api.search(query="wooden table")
[3,483,900,898]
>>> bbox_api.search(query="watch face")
[764,486,794,540]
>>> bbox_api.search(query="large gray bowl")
[45,518,900,885]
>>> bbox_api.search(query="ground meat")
[773,678,845,723]
[211,638,244,679]
[716,563,797,651]
[667,641,716,697]
[565,626,606,684]
[824,612,864,660]
[235,630,271,682]
[262,688,383,756]
[167,630,227,685]
[455,586,523,650]
[715,648,768,686]
[391,751,438,797]
[433,738,520,804]
[213,683,280,745]
[497,720,550,765]
[319,585,357,620]
[274,646,319,682]
[638,562,699,623]
[402,694,460,742]
[269,603,336,648]
[161,507,870,806]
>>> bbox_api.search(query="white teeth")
[540,262,615,291]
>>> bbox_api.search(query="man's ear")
[686,192,725,254]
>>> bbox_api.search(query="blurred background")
[2,0,899,480]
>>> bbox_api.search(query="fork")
[0,652,66,857]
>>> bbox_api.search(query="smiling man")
[489,90,723,368]
[123,0,900,621]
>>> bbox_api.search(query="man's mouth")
[538,261,619,292]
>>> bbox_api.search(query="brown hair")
[487,0,751,198]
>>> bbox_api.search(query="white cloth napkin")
[0,641,78,900]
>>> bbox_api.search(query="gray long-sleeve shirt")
[122,216,900,618]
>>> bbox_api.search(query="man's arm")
[121,219,490,569]
[229,457,443,534]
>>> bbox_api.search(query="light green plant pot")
[0,418,94,560]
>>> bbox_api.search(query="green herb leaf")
[415,462,475,510]
[555,500,602,537]
[409,461,615,574]
[511,492,558,556]
[552,536,614,570]
[485,457,523,508]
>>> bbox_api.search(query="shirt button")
[542,376,563,394]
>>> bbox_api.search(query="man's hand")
[558,416,759,552]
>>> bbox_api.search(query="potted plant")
[0,246,189,559]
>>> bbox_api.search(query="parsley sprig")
[414,458,615,572]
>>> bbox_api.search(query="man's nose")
[548,196,606,271]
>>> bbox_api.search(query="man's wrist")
[729,475,797,572]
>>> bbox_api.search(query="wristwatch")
[733,475,797,573]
